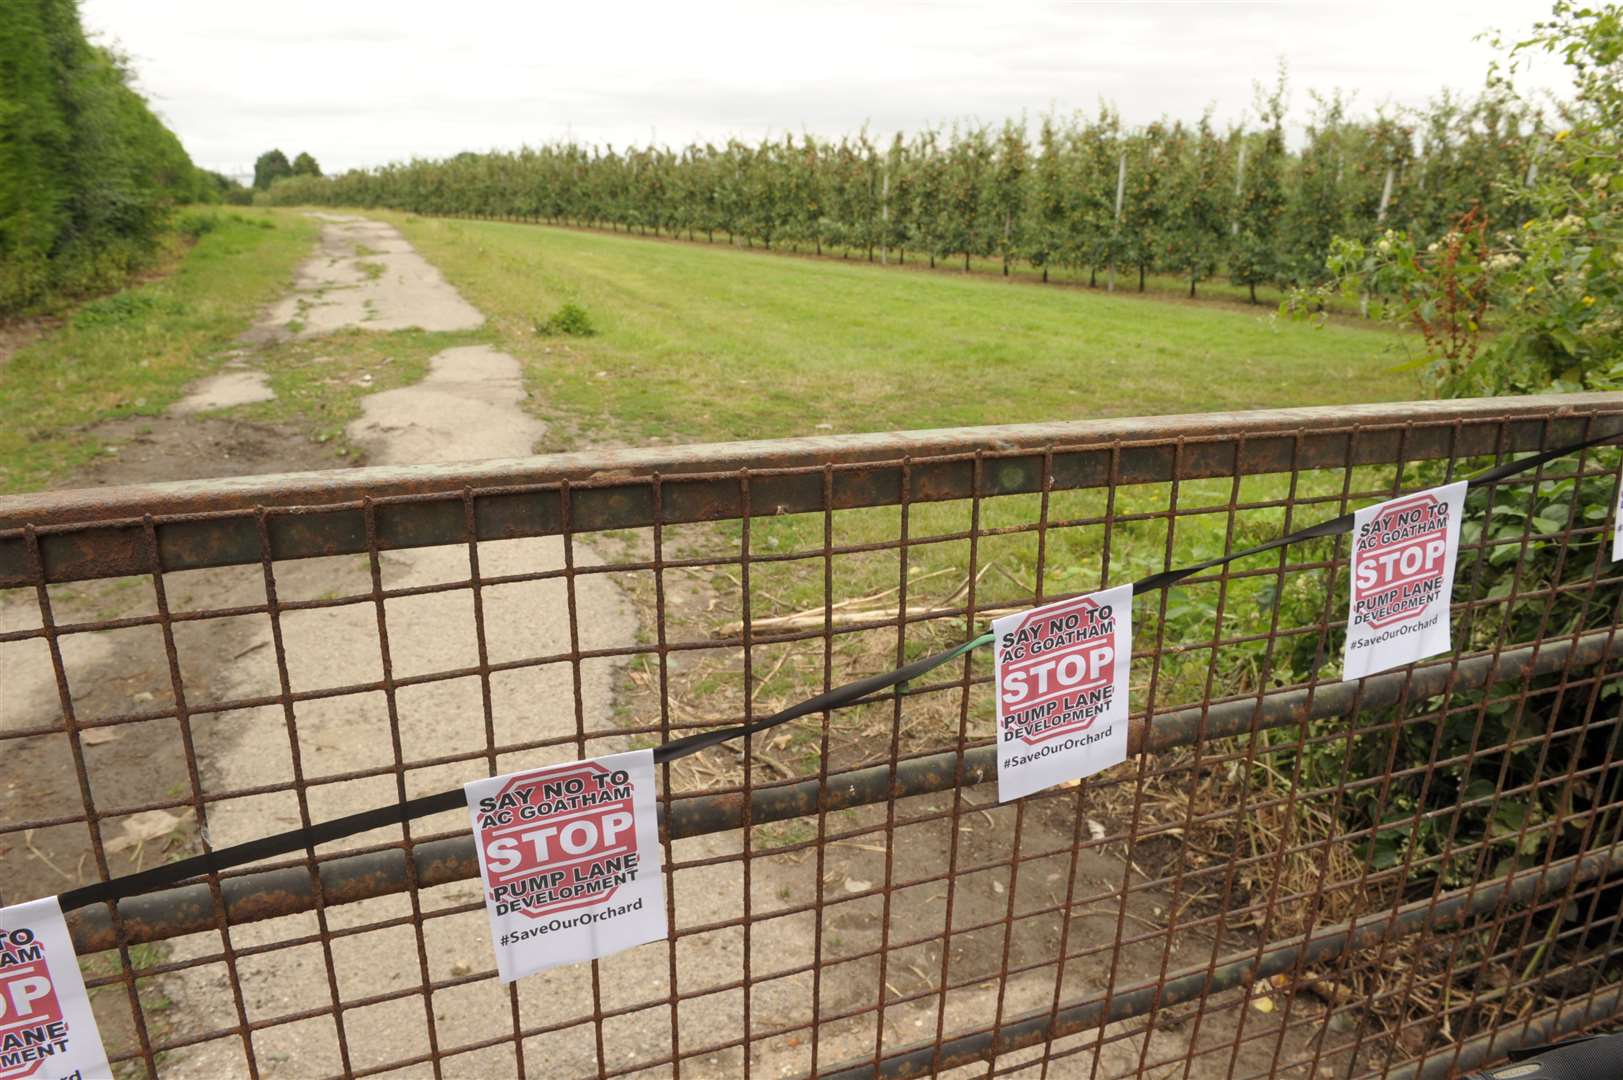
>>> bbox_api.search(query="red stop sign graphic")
[1000,595,1117,746]
[1354,493,1450,630]
[0,954,65,1080]
[477,761,639,920]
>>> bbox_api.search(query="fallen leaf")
[1087,819,1107,842]
[106,809,192,854]
[1252,995,1275,1014]
[843,878,871,894]
[81,727,122,746]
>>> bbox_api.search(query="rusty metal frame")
[60,624,1620,952]
[4,395,1618,586]
[4,393,1622,1080]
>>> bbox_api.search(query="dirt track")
[0,214,1350,1079]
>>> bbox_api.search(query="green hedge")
[0,0,210,314]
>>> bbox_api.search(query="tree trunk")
[1090,266,1097,288]
[1042,267,1049,283]
[929,253,935,269]
[1189,273,1196,299]
[963,252,970,272]
[1138,265,1146,292]
[1249,282,1258,304]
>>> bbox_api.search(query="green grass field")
[387,214,1420,447]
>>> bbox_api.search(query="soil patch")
[170,370,276,414]
[72,416,350,487]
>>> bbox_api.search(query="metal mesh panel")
[2,395,1620,1079]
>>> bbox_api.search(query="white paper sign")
[993,584,1132,802]
[465,749,666,983]
[1,897,112,1080]
[1343,481,1467,680]
[1613,463,1622,563]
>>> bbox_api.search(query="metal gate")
[2,393,1620,1078]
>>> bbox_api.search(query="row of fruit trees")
[263,83,1552,300]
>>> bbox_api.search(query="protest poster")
[993,584,1132,802]
[465,749,666,982]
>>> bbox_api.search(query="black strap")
[55,431,1621,914]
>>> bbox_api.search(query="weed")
[72,291,177,329]
[173,209,219,239]
[757,820,815,849]
[534,302,597,337]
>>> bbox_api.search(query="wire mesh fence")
[1,394,1620,1079]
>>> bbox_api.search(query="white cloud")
[82,0,1572,178]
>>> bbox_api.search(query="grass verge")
[0,209,317,493]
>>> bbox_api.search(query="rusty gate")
[2,393,1621,1079]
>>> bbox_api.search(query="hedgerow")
[0,0,212,314]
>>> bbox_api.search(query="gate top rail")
[2,393,1619,585]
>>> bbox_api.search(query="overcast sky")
[82,1,1571,179]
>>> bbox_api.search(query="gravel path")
[159,219,640,1079]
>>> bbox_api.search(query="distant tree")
[1281,92,1353,286]
[908,129,946,267]
[1119,122,1173,291]
[990,119,1029,275]
[291,151,321,177]
[879,133,912,262]
[941,125,992,271]
[1163,115,1230,297]
[1231,68,1290,303]
[254,149,292,190]
[1073,108,1124,287]
[1025,117,1066,282]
